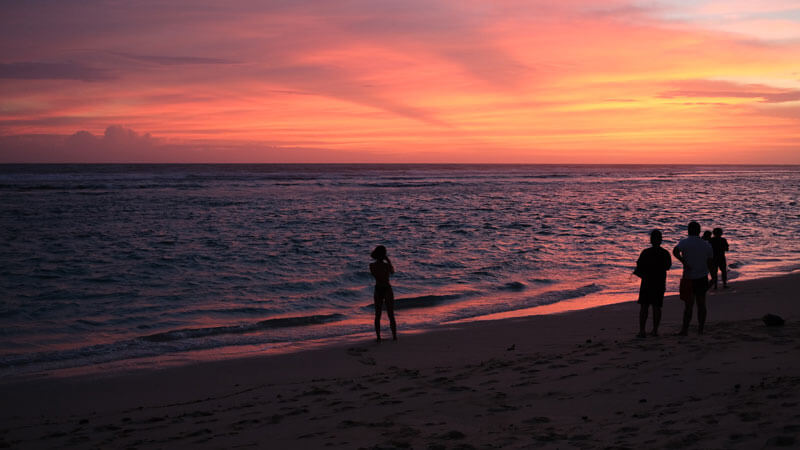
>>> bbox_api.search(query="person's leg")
[652,305,661,336]
[638,303,648,337]
[720,256,728,287]
[711,262,719,289]
[374,291,383,341]
[697,294,707,334]
[693,277,708,334]
[680,299,694,335]
[386,287,397,340]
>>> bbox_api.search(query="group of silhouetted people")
[634,221,729,338]
[370,221,730,342]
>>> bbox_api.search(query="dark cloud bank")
[0,126,374,163]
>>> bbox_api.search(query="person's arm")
[673,244,690,274]
[633,253,643,278]
[369,262,377,279]
[724,239,729,252]
[672,245,684,265]
[385,257,395,274]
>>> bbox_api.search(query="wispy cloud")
[109,52,239,66]
[660,79,800,103]
[0,62,112,81]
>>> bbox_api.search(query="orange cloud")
[659,80,800,103]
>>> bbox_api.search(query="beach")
[1,272,798,449]
[3,1,800,447]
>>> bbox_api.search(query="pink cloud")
[660,79,800,103]
[108,52,239,66]
[0,62,111,81]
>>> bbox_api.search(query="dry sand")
[1,273,799,449]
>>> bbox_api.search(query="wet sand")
[1,272,799,449]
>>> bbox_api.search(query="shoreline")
[1,272,799,448]
[2,262,785,383]
[3,163,799,389]
[4,266,786,382]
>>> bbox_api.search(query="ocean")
[1,164,799,378]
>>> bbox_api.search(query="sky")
[1,0,799,163]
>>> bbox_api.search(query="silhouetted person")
[673,221,714,335]
[709,227,729,289]
[370,245,397,342]
[702,230,712,241]
[634,229,672,337]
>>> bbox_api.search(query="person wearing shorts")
[673,221,714,335]
[634,229,672,337]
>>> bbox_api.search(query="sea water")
[1,164,799,377]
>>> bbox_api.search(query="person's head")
[370,245,387,260]
[687,221,701,236]
[713,227,723,237]
[702,230,712,240]
[650,229,663,247]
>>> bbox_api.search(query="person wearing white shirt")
[673,221,714,335]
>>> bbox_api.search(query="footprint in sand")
[346,347,368,357]
[357,355,376,365]
[522,416,551,424]
[437,430,466,440]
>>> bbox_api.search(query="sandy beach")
[1,272,799,449]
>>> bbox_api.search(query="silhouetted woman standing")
[370,245,397,342]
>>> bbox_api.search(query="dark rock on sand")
[763,314,785,326]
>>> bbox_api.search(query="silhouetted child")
[702,230,712,241]
[709,228,729,289]
[369,245,397,342]
[634,229,672,337]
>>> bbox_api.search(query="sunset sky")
[1,0,799,163]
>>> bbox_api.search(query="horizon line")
[2,162,799,167]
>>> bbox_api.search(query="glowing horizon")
[1,0,799,163]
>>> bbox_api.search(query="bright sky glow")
[1,0,799,163]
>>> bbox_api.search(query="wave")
[170,306,281,317]
[0,183,111,191]
[505,222,533,229]
[499,281,527,291]
[0,182,207,191]
[363,293,464,310]
[524,283,604,307]
[353,181,458,188]
[262,279,339,292]
[444,284,605,322]
[764,263,800,274]
[0,313,350,374]
[140,313,345,342]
